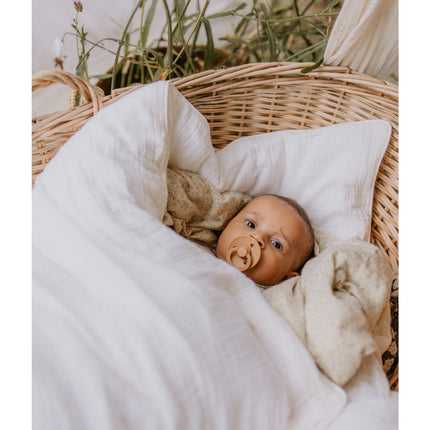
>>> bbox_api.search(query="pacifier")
[226,235,261,272]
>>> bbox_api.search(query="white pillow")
[211,120,391,241]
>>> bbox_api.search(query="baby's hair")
[265,194,314,270]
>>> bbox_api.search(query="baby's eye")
[271,240,282,250]
[245,220,255,229]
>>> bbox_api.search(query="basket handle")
[32,69,105,115]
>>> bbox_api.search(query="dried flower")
[54,57,64,70]
[52,38,63,57]
[74,1,83,12]
[52,38,65,70]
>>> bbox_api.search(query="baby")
[216,194,314,287]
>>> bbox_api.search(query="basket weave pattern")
[33,63,398,273]
[33,62,398,388]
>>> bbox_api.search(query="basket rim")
[32,62,398,116]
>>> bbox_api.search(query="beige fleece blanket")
[163,168,251,247]
[262,229,393,386]
[163,167,393,387]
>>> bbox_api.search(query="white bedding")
[33,81,398,429]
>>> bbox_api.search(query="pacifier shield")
[226,236,261,272]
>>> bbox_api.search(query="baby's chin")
[243,268,281,288]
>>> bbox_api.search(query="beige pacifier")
[226,235,261,272]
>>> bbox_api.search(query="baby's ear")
[285,271,299,280]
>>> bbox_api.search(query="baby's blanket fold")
[263,230,393,386]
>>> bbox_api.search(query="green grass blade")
[140,0,158,48]
[111,1,142,92]
[202,17,214,70]
[204,2,247,20]
[234,13,252,37]
[286,39,326,62]
[219,35,248,44]
[174,0,209,67]
[292,0,300,16]
[190,0,209,54]
[172,0,192,42]
[172,0,195,74]
[300,56,323,73]
[260,3,277,62]
[161,0,173,70]
[307,20,327,37]
[321,0,342,14]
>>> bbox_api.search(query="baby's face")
[216,195,310,287]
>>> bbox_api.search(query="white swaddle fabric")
[33,81,397,429]
[324,0,398,83]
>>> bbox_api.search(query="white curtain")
[324,0,398,83]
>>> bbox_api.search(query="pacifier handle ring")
[226,236,261,272]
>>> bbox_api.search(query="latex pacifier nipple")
[226,236,261,272]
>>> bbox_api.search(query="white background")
[0,0,428,428]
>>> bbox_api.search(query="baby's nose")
[250,234,265,249]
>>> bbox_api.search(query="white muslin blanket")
[33,81,397,429]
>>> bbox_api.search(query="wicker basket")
[32,62,399,389]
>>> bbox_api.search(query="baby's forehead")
[243,196,307,231]
[244,195,291,212]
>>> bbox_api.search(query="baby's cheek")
[248,260,283,286]
[215,242,226,261]
[215,232,229,260]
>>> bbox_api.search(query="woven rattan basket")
[32,62,398,389]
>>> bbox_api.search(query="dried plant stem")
[67,0,341,90]
[161,0,173,72]
[172,0,210,68]
[65,33,162,72]
[111,0,144,92]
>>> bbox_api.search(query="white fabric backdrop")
[323,0,398,83]
[32,0,248,116]
[32,0,398,116]
[32,0,247,76]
